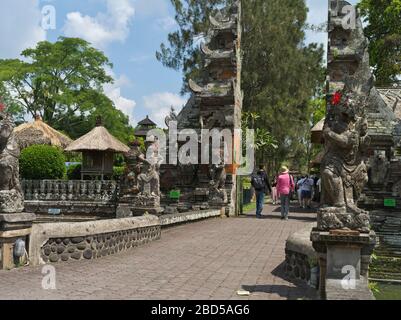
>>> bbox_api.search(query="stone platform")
[0,213,36,270]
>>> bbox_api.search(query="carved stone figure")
[208,149,227,203]
[0,111,24,213]
[319,91,371,232]
[165,106,178,128]
[121,140,145,195]
[137,137,163,197]
[368,151,389,186]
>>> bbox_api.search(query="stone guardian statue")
[0,111,24,213]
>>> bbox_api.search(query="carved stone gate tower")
[161,1,243,216]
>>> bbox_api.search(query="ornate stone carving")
[319,91,371,232]
[121,140,145,196]
[0,111,24,213]
[137,137,163,198]
[208,159,227,204]
[119,137,163,215]
[165,106,178,128]
[368,151,389,186]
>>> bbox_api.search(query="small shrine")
[134,115,157,140]
[65,120,129,180]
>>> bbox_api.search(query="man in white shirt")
[296,177,305,208]
[300,175,314,209]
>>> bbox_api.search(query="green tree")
[0,82,24,124]
[241,0,325,173]
[158,0,325,173]
[359,0,401,86]
[0,37,133,142]
[156,0,233,94]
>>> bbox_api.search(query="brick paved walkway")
[0,204,318,300]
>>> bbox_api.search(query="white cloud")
[104,69,136,125]
[134,0,169,17]
[0,0,46,59]
[142,92,187,127]
[156,16,177,31]
[64,0,135,48]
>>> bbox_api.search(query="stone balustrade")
[22,180,118,203]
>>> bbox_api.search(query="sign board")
[48,208,61,215]
[242,181,252,190]
[384,199,396,208]
[169,190,181,199]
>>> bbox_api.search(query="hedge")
[20,145,66,180]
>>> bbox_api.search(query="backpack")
[252,173,265,190]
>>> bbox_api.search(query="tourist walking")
[251,165,272,218]
[277,166,295,220]
[296,176,305,208]
[300,175,314,209]
[271,176,278,205]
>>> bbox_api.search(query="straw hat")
[281,166,289,173]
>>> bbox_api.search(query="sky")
[0,0,358,128]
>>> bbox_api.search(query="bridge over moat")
[0,206,317,300]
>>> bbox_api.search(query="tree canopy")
[0,37,133,143]
[157,0,325,173]
[359,0,401,86]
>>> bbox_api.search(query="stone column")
[311,229,376,300]
[0,111,36,270]
[0,213,36,269]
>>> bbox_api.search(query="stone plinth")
[119,194,163,216]
[311,228,376,300]
[0,213,36,270]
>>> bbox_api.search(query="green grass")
[373,283,401,300]
[242,201,256,213]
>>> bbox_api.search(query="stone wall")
[285,224,319,288]
[29,209,222,266]
[41,225,161,264]
[29,215,160,266]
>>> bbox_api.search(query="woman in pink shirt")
[276,166,294,220]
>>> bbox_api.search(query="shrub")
[20,145,66,180]
[67,163,82,180]
[113,166,125,180]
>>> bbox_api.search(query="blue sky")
[0,0,358,128]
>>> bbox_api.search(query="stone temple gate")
[160,1,243,217]
[326,0,401,269]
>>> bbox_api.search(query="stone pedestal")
[311,229,376,300]
[0,213,36,270]
[118,195,163,217]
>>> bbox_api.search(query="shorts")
[301,190,312,199]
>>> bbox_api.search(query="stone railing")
[29,215,161,266]
[22,180,118,203]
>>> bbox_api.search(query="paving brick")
[0,204,318,300]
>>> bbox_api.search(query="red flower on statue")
[331,91,342,105]
[0,102,6,112]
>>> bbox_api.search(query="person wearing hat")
[276,166,295,220]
